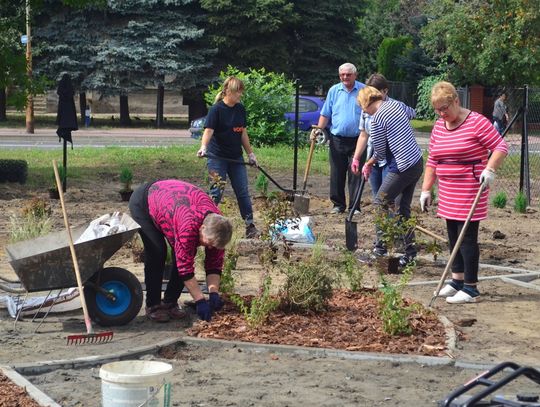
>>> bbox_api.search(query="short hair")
[339,63,357,74]
[357,86,383,111]
[214,76,245,103]
[202,213,233,249]
[431,81,458,106]
[366,73,389,91]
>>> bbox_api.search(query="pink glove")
[351,158,360,174]
[362,163,372,180]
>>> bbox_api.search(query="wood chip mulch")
[0,372,41,407]
[188,289,448,357]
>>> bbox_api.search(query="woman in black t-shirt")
[197,76,259,239]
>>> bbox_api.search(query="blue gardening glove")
[195,299,212,322]
[209,292,224,312]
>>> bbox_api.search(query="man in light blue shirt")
[311,63,365,214]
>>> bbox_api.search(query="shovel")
[203,154,301,198]
[428,183,486,307]
[293,137,316,214]
[345,175,367,251]
[53,160,114,345]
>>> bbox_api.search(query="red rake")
[53,160,114,345]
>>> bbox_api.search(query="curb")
[0,365,61,407]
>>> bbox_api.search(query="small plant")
[492,191,507,208]
[9,197,52,243]
[119,167,133,192]
[255,173,269,197]
[424,239,443,261]
[339,249,365,292]
[514,191,527,213]
[229,271,279,328]
[378,260,415,336]
[49,165,66,191]
[374,211,417,257]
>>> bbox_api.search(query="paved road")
[0,127,197,148]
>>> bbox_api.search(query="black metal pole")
[293,79,299,192]
[62,138,67,192]
[522,85,530,204]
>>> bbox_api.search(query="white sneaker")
[435,284,459,297]
[446,290,480,304]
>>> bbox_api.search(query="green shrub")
[339,250,365,292]
[492,191,507,208]
[50,164,66,191]
[0,159,28,184]
[255,173,269,197]
[205,66,295,146]
[119,167,133,191]
[415,74,447,120]
[514,191,527,213]
[377,36,413,81]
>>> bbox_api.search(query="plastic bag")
[272,216,316,244]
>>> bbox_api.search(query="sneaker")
[446,290,480,304]
[348,209,361,216]
[330,206,345,214]
[245,224,260,239]
[160,302,187,320]
[372,246,387,257]
[145,305,170,322]
[436,284,459,298]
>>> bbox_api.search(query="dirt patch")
[1,174,540,405]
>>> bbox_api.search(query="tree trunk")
[119,94,131,125]
[0,88,6,121]
[79,92,86,125]
[182,88,208,123]
[156,84,164,128]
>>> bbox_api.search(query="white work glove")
[248,152,258,166]
[197,145,207,158]
[420,191,432,212]
[309,127,320,141]
[479,168,496,188]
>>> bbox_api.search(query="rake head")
[66,331,114,345]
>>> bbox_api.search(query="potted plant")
[374,212,416,274]
[48,165,65,199]
[119,167,133,201]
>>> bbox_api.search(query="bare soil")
[1,173,540,406]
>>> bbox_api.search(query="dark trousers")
[329,135,365,210]
[374,158,423,257]
[446,219,480,285]
[128,183,184,308]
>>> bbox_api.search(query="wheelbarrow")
[3,212,143,328]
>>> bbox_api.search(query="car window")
[298,99,318,113]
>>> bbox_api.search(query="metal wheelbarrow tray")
[4,213,144,327]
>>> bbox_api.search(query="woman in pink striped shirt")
[420,81,508,304]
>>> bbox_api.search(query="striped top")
[427,111,508,221]
[370,100,422,173]
[147,180,224,280]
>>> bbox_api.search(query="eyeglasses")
[339,72,354,77]
[434,104,450,114]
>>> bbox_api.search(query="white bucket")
[99,360,173,407]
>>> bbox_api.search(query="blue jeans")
[207,157,254,225]
[369,164,390,200]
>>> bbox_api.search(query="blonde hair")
[357,86,383,111]
[214,76,245,103]
[202,213,233,249]
[431,81,458,106]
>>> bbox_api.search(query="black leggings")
[446,219,480,285]
[128,182,184,308]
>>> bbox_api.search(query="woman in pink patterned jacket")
[420,81,508,304]
[129,179,233,322]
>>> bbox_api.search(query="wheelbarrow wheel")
[84,267,143,327]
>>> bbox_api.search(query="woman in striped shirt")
[420,81,508,304]
[353,86,423,267]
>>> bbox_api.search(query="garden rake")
[53,160,114,345]
[428,183,486,307]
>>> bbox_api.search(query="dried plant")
[9,197,52,243]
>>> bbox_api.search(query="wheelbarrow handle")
[203,153,300,195]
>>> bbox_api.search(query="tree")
[421,0,540,86]
[377,36,413,81]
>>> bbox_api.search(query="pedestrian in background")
[129,179,233,322]
[421,81,508,304]
[197,76,259,239]
[492,91,509,135]
[354,86,423,267]
[310,62,365,215]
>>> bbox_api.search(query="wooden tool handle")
[53,160,94,334]
[415,225,447,243]
[302,138,316,191]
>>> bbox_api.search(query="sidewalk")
[0,127,196,148]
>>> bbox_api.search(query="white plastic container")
[99,360,173,407]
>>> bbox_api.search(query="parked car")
[189,95,329,144]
